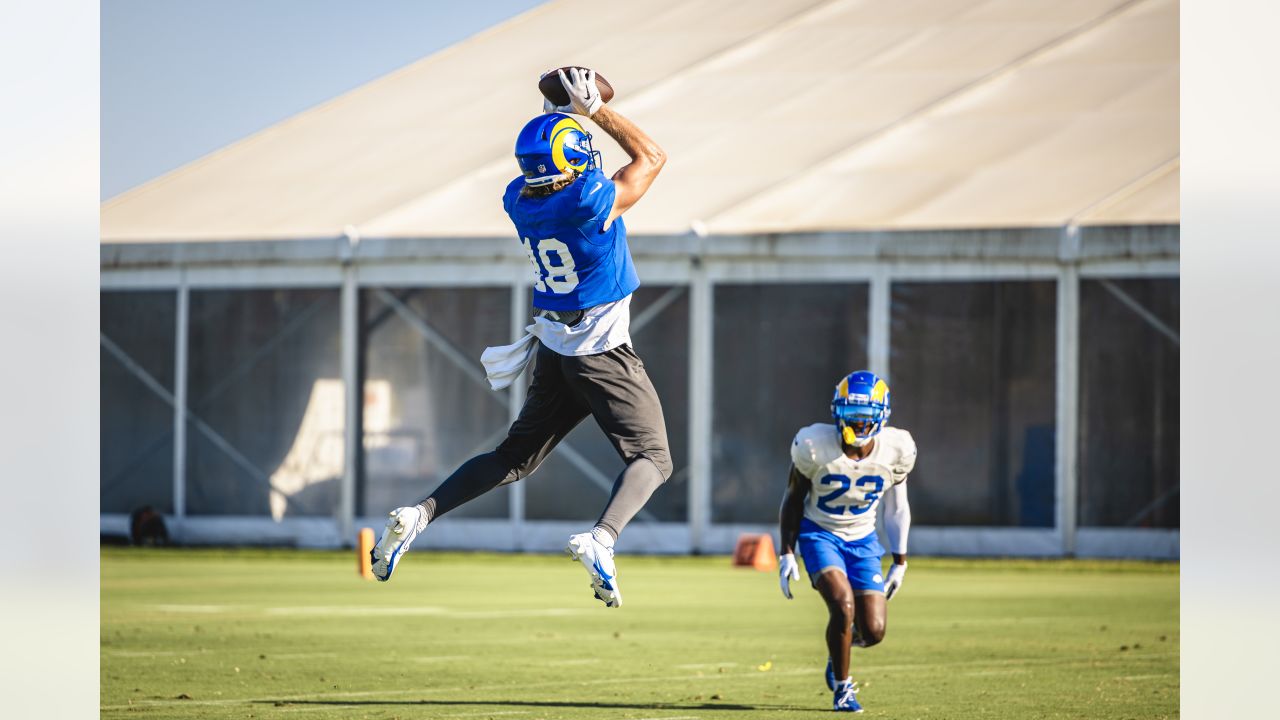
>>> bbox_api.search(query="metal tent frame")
[101,224,1178,558]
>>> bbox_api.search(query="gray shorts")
[495,341,673,481]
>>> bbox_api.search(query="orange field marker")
[732,533,778,571]
[357,527,375,580]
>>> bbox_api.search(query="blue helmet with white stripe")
[514,113,601,186]
[831,371,891,447]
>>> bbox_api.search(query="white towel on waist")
[480,331,538,390]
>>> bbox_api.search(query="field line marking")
[99,652,1179,711]
[150,604,232,613]
[144,603,590,619]
[103,649,213,657]
[437,707,532,712]
[869,652,1177,673]
[261,606,588,619]
[100,668,814,710]
[410,655,474,663]
[228,704,533,717]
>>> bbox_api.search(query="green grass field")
[101,547,1178,719]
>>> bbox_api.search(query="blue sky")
[101,0,546,199]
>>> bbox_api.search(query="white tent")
[102,0,1176,241]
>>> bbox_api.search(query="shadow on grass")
[256,698,814,713]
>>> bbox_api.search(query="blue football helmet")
[831,371,891,447]
[514,113,601,186]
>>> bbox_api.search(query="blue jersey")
[502,168,641,311]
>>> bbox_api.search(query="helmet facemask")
[560,129,601,175]
[833,404,887,447]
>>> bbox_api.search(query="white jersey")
[790,423,917,542]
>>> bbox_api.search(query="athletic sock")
[591,525,616,549]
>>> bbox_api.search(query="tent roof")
[101,0,1178,242]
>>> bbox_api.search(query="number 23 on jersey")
[815,474,885,516]
[521,237,579,294]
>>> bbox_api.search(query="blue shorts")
[797,518,886,592]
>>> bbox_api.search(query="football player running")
[778,371,917,712]
[369,68,672,609]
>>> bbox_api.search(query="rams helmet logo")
[514,113,602,186]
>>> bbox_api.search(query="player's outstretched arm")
[588,105,666,226]
[778,465,809,599]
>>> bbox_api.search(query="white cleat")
[566,532,621,608]
[370,506,427,582]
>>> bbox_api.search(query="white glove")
[779,553,801,599]
[556,67,603,117]
[883,562,907,601]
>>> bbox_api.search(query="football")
[538,67,615,107]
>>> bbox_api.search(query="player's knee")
[513,456,541,479]
[650,452,673,482]
[631,452,672,482]
[861,617,886,646]
[489,448,532,482]
[827,597,855,625]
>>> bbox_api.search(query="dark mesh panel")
[891,281,1057,527]
[1078,278,1179,528]
[186,289,341,517]
[101,291,176,514]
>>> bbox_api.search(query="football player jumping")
[778,371,917,712]
[369,68,672,609]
